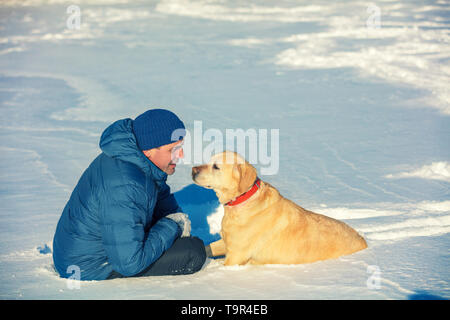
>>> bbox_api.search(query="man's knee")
[145,236,206,276]
[179,236,206,274]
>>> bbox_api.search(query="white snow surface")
[0,0,449,299]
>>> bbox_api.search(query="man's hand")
[165,212,191,237]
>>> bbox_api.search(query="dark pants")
[108,236,206,279]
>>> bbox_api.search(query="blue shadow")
[174,184,221,245]
[408,290,447,300]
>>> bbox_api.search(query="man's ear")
[143,148,157,159]
[237,162,257,194]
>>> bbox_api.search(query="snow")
[0,0,449,299]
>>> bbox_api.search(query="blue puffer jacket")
[52,118,182,280]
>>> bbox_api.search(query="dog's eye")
[213,163,220,170]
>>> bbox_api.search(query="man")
[53,109,206,281]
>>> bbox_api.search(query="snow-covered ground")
[0,0,449,299]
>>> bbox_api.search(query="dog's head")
[192,151,257,204]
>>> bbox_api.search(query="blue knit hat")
[132,109,186,151]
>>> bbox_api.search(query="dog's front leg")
[206,239,226,257]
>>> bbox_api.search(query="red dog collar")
[225,178,261,207]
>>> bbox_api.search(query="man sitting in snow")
[52,109,206,280]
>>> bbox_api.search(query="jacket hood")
[99,118,167,182]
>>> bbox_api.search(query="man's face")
[142,140,184,175]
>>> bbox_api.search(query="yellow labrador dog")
[192,151,367,266]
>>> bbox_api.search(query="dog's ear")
[237,162,257,194]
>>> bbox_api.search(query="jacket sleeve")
[100,183,182,277]
[152,182,183,221]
